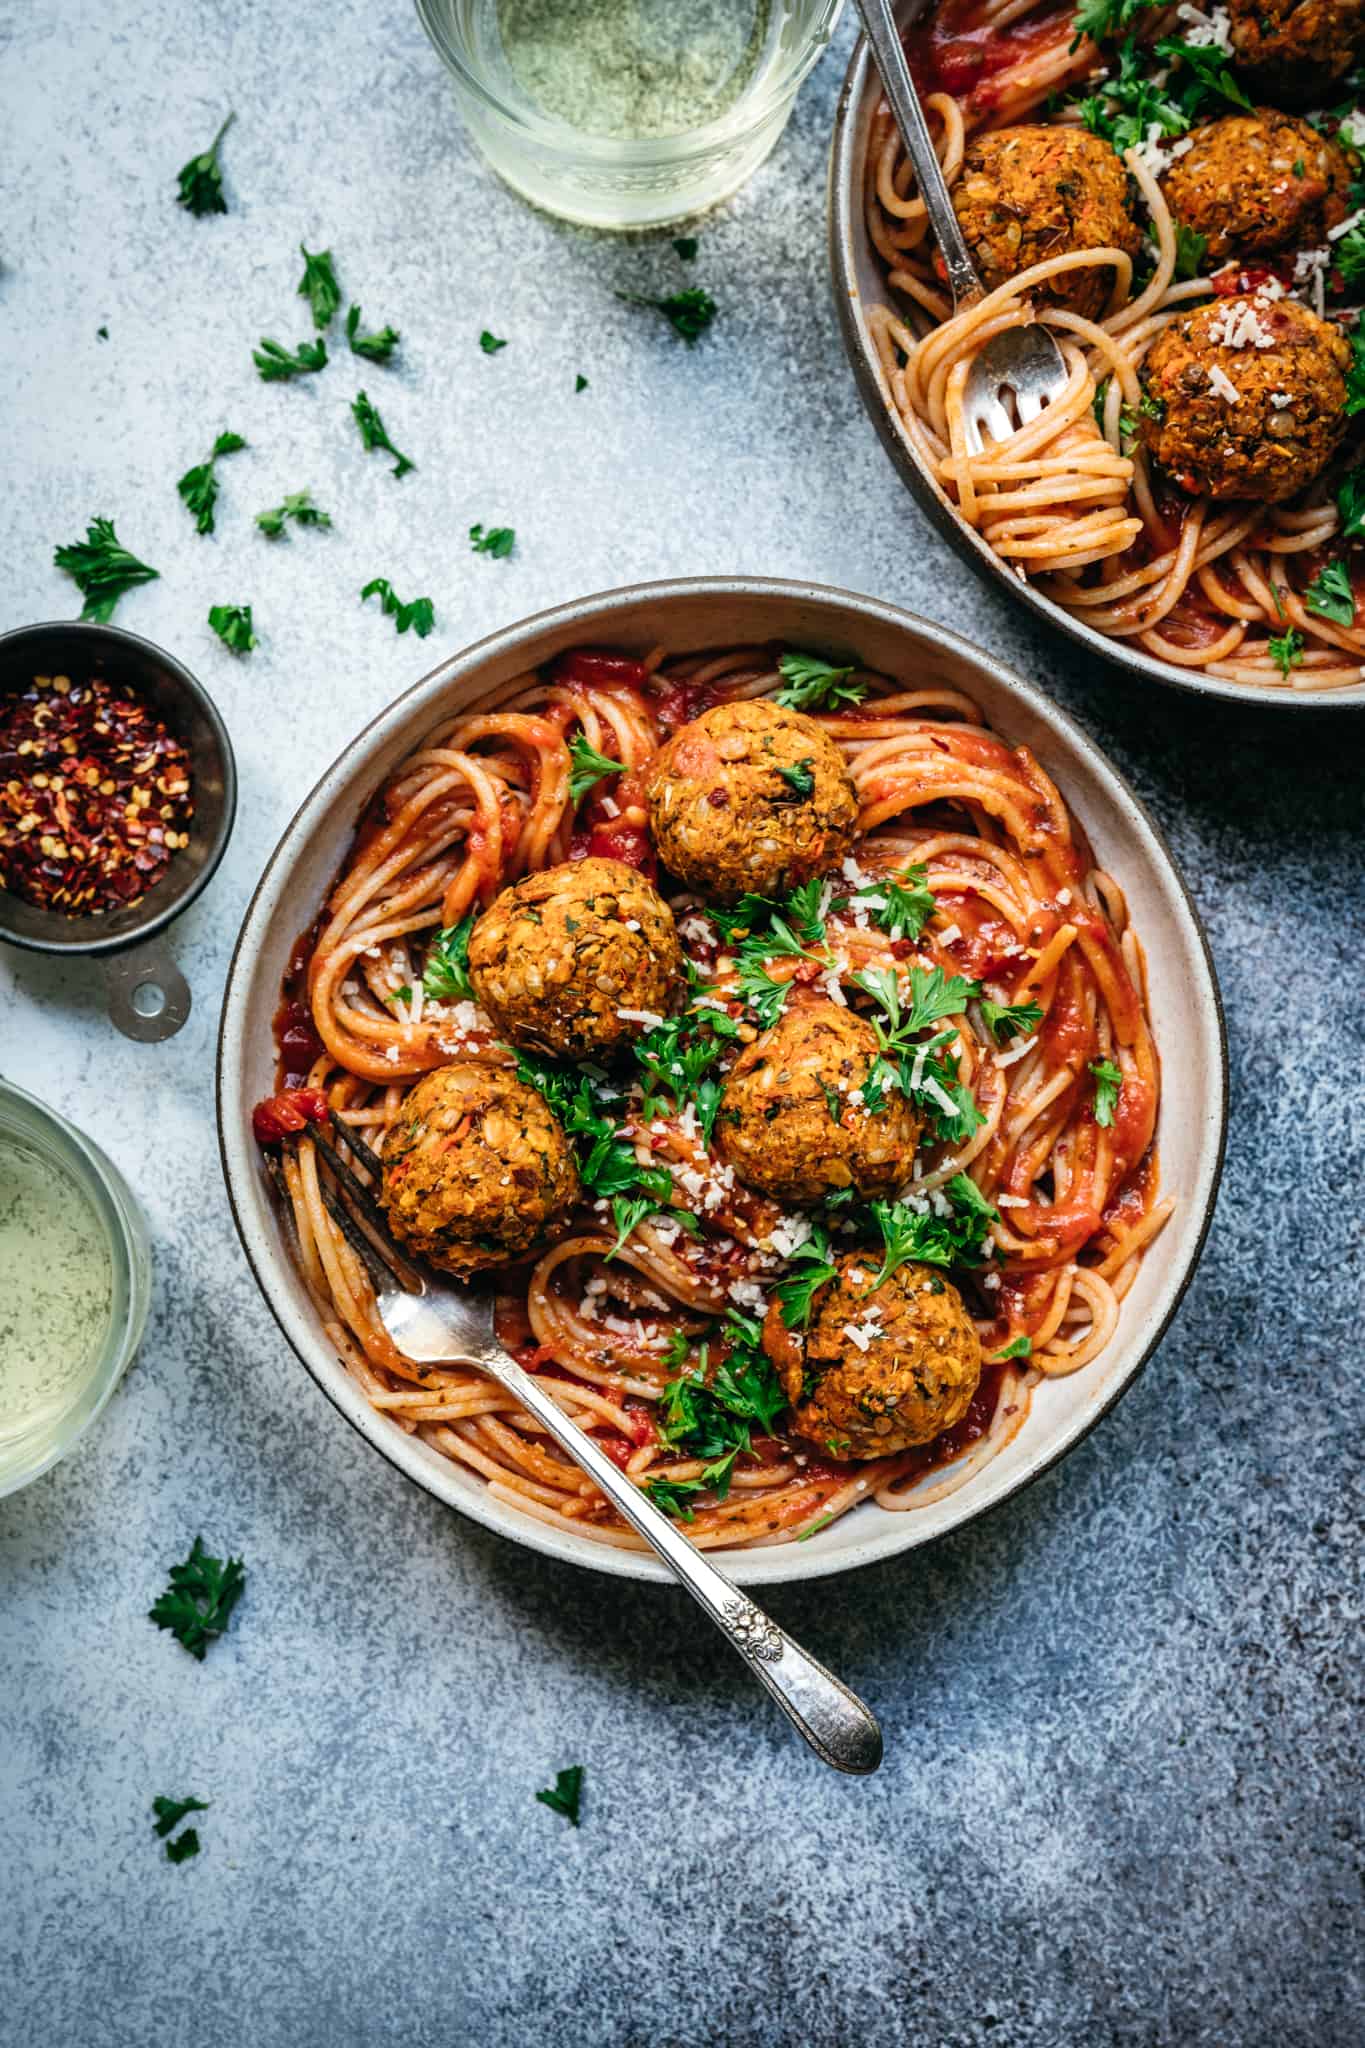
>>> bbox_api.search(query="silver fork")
[852,0,1070,453]
[280,1123,884,1776]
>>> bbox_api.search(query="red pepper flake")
[0,673,195,917]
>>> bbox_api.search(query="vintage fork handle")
[484,1348,883,1775]
[853,0,983,308]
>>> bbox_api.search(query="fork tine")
[314,1167,411,1295]
[334,1118,383,1180]
[307,1127,429,1296]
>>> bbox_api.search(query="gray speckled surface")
[2,4,1363,2044]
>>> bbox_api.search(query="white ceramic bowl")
[217,579,1227,1584]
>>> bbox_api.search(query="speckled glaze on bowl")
[217,579,1227,1585]
[827,13,1365,712]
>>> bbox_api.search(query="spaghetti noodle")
[261,643,1172,1554]
[863,0,1365,692]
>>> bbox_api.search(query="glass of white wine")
[0,1080,150,1498]
[416,0,844,229]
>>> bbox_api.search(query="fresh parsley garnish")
[153,1794,208,1861]
[54,516,159,621]
[470,522,515,557]
[480,329,508,353]
[847,864,935,942]
[1338,463,1365,536]
[535,1765,583,1826]
[1076,33,1248,156]
[149,1537,245,1659]
[994,1334,1033,1360]
[617,286,717,344]
[346,304,400,363]
[513,1052,693,1250]
[575,373,589,393]
[1089,1056,1123,1126]
[775,757,815,800]
[632,1002,741,1140]
[672,236,699,261]
[1069,0,1159,50]
[774,1225,839,1329]
[774,650,868,712]
[208,603,257,655]
[1173,222,1209,280]
[648,1316,787,1513]
[352,390,414,477]
[980,996,1043,1041]
[175,112,234,216]
[1304,558,1356,625]
[423,915,476,1002]
[868,1173,999,1287]
[256,490,331,538]
[297,244,341,329]
[253,335,328,382]
[1268,626,1305,677]
[568,731,627,804]
[176,430,246,536]
[1345,322,1365,417]
[1334,221,1365,287]
[853,963,984,1145]
[360,577,435,638]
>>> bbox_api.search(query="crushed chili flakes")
[0,672,194,917]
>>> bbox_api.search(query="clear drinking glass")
[0,1079,151,1499]
[416,0,844,230]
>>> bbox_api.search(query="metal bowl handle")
[102,938,192,1042]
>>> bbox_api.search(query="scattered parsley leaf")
[980,996,1043,1042]
[148,1537,245,1659]
[994,1334,1033,1360]
[775,650,868,712]
[775,1226,839,1329]
[796,1511,836,1542]
[351,390,415,477]
[360,577,434,637]
[470,522,515,558]
[849,864,934,942]
[775,758,815,800]
[165,1830,202,1864]
[1173,222,1209,280]
[1089,1056,1123,1126]
[208,603,257,655]
[1304,558,1356,625]
[1069,0,1159,50]
[175,112,234,216]
[1268,626,1305,677]
[253,335,327,382]
[1337,463,1365,536]
[568,731,627,804]
[574,373,589,392]
[176,430,246,537]
[345,304,400,363]
[479,329,508,354]
[535,1764,584,1825]
[1345,323,1365,417]
[423,914,476,1002]
[54,516,159,621]
[672,236,699,260]
[256,490,330,538]
[152,1794,208,1839]
[297,244,341,330]
[617,286,717,344]
[868,1173,999,1287]
[97,324,109,340]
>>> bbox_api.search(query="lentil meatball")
[1160,111,1350,267]
[1138,295,1350,501]
[949,124,1141,320]
[644,698,857,904]
[380,1062,579,1278]
[715,1002,922,1204]
[776,1255,982,1460]
[1226,0,1365,105]
[467,857,682,1060]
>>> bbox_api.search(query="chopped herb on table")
[152,1795,208,1863]
[567,731,626,803]
[208,603,258,655]
[256,490,331,538]
[53,516,159,621]
[575,373,589,392]
[535,1765,584,1826]
[479,329,508,354]
[360,577,435,638]
[297,244,341,330]
[97,324,109,340]
[345,305,400,363]
[469,522,515,557]
[176,430,246,537]
[175,111,234,216]
[1089,1056,1123,1126]
[149,1536,245,1659]
[1304,559,1356,626]
[351,390,415,477]
[774,650,868,712]
[672,236,699,261]
[253,336,328,382]
[617,286,717,344]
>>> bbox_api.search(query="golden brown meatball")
[467,857,682,1060]
[1227,0,1365,105]
[380,1062,579,1278]
[1160,111,1350,267]
[775,1255,982,1459]
[949,124,1141,320]
[1138,296,1350,501]
[644,699,858,904]
[715,1001,922,1204]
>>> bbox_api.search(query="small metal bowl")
[826,12,1365,711]
[0,620,237,1039]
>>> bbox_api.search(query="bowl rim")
[825,24,1365,712]
[0,618,239,955]
[216,574,1228,1585]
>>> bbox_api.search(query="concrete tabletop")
[2,5,1362,2044]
